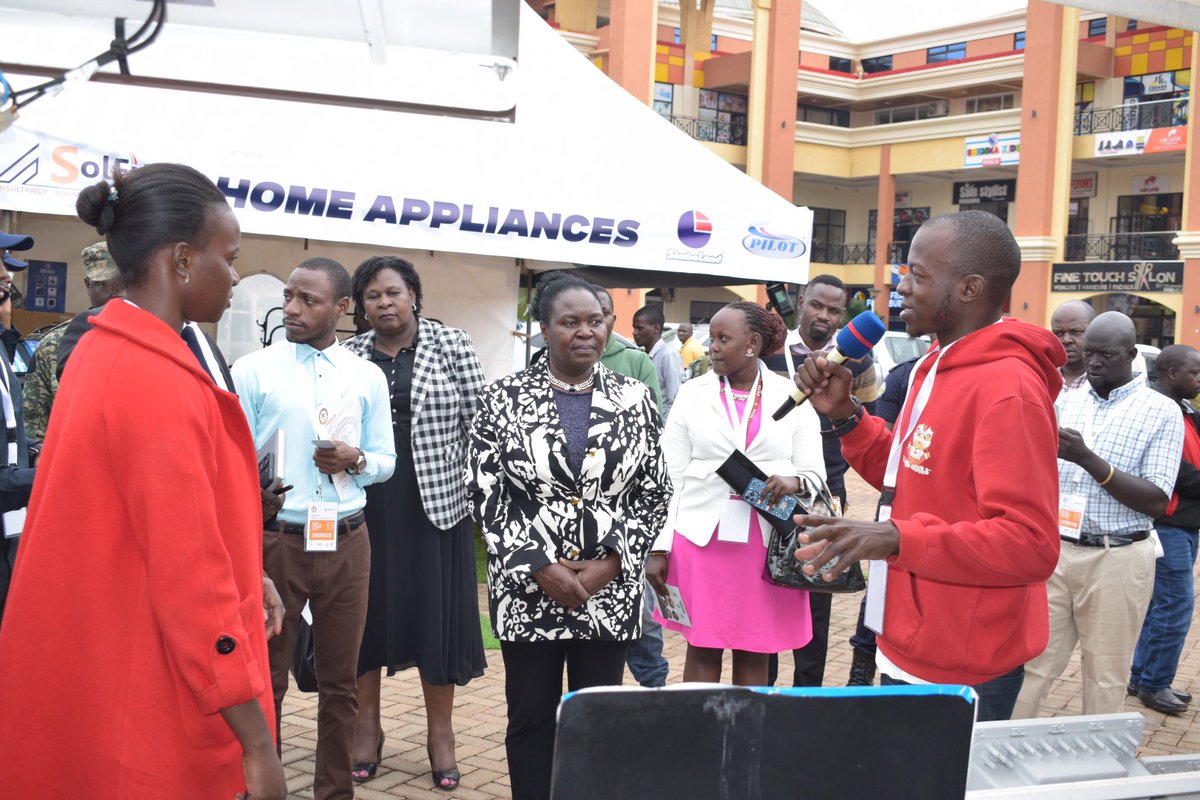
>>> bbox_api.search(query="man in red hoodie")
[792,210,1064,722]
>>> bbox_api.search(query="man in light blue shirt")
[233,257,395,800]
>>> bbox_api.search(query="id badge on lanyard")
[305,500,339,552]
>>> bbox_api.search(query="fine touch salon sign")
[1051,261,1183,294]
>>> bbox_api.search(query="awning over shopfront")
[0,2,813,286]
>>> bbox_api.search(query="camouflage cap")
[82,242,118,282]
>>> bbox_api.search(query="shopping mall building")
[534,0,1199,346]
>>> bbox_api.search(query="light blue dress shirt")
[233,340,396,524]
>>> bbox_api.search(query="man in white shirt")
[234,257,395,800]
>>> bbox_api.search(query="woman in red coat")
[0,163,286,799]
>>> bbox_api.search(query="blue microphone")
[772,310,887,421]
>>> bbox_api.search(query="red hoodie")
[840,318,1065,685]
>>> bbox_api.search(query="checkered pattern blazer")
[344,317,486,529]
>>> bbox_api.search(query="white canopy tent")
[0,2,813,376]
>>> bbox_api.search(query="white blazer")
[654,363,825,551]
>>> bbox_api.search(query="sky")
[807,0,1028,43]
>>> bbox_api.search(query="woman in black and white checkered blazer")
[343,256,486,791]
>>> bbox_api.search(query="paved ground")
[277,470,1200,798]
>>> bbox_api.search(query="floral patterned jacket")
[467,362,671,642]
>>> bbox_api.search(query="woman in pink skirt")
[646,302,825,685]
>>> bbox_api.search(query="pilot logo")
[677,210,712,248]
[742,226,806,259]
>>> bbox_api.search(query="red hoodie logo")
[904,423,934,475]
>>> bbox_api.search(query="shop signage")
[1070,172,1097,198]
[1132,174,1170,194]
[964,132,1020,168]
[1094,126,1188,157]
[1051,261,1183,293]
[953,179,1016,205]
[26,260,67,313]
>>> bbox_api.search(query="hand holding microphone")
[773,310,886,421]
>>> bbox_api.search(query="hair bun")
[75,180,116,234]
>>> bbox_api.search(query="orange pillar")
[606,0,657,105]
[760,0,802,199]
[874,145,895,328]
[1174,38,1200,347]
[553,0,597,32]
[1012,0,1078,327]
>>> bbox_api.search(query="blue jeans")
[881,665,1025,722]
[626,585,669,687]
[1131,525,1199,691]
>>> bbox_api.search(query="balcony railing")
[811,241,908,265]
[1074,97,1189,135]
[1063,232,1180,261]
[671,115,747,146]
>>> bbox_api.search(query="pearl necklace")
[548,368,595,393]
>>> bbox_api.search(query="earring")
[411,303,417,312]
[182,273,190,284]
[745,349,755,357]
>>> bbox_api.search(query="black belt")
[273,511,366,536]
[1063,530,1150,548]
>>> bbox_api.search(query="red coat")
[0,301,273,798]
[840,319,1064,685]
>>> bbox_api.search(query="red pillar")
[874,145,895,327]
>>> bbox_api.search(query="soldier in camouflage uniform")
[22,242,124,441]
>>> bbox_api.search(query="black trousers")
[766,591,831,687]
[500,639,630,800]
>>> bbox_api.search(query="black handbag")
[716,451,866,594]
[292,616,319,693]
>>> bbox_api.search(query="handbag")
[716,451,866,594]
[292,616,319,693]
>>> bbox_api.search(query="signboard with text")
[1094,126,1187,157]
[964,132,1020,168]
[25,260,67,313]
[953,179,1016,205]
[1071,173,1097,198]
[1051,261,1182,293]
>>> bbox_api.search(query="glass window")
[829,56,853,74]
[673,27,680,45]
[1087,18,1107,37]
[927,43,967,64]
[861,55,893,73]
[799,104,850,127]
[1127,19,1138,31]
[965,93,1015,114]
[812,208,846,245]
[1014,32,1025,50]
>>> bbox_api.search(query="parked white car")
[873,331,933,380]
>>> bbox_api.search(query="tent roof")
[0,3,813,287]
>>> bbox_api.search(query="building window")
[689,301,726,324]
[1087,18,1106,37]
[1127,19,1138,31]
[861,55,893,74]
[965,93,1015,114]
[673,27,680,45]
[1014,31,1025,50]
[927,42,967,64]
[873,100,948,125]
[711,33,718,51]
[799,104,850,127]
[829,56,853,74]
[812,208,846,245]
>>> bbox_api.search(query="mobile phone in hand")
[743,478,798,521]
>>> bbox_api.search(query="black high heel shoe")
[427,744,461,791]
[351,731,384,783]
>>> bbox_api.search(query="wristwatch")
[347,448,367,475]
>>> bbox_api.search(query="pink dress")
[654,388,812,653]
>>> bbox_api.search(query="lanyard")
[883,343,948,492]
[720,365,761,450]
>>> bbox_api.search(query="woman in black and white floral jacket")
[467,274,670,800]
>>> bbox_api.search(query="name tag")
[1058,494,1086,541]
[305,500,339,552]
[717,497,752,544]
[864,504,891,635]
[2,507,25,538]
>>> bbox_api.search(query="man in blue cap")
[0,229,38,625]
